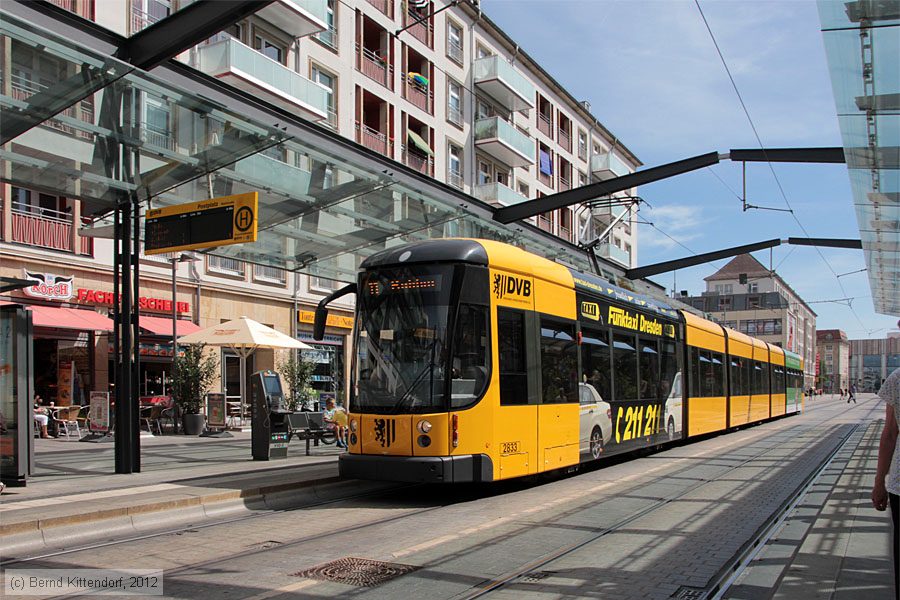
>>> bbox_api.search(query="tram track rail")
[459,398,875,600]
[3,397,870,600]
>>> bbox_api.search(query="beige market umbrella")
[178,316,311,423]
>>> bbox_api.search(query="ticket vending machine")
[251,370,290,460]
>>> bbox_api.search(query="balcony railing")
[140,126,175,151]
[402,148,434,176]
[473,182,528,206]
[404,78,431,113]
[366,0,393,17]
[447,171,464,189]
[358,45,393,90]
[356,122,391,156]
[9,73,93,138]
[473,116,534,167]
[131,2,166,34]
[591,151,630,181]
[10,206,89,255]
[323,106,338,129]
[558,128,571,152]
[447,105,463,126]
[254,264,287,284]
[196,35,328,120]
[473,55,536,112]
[558,175,571,191]
[208,255,245,276]
[539,172,553,188]
[598,242,631,267]
[405,10,432,46]
[537,112,553,138]
[538,215,553,232]
[314,23,338,50]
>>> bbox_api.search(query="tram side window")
[540,319,578,404]
[614,334,638,401]
[639,338,660,400]
[581,327,611,401]
[773,366,785,394]
[450,304,490,408]
[752,361,764,395]
[730,357,744,396]
[498,308,528,405]
[709,352,724,396]
[660,340,679,399]
[760,362,770,395]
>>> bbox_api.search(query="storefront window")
[299,332,345,405]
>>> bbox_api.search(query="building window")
[253,264,286,284]
[254,34,285,64]
[475,97,493,120]
[748,282,759,293]
[517,180,529,198]
[476,44,491,59]
[448,143,463,189]
[477,159,492,185]
[578,130,588,161]
[714,284,733,294]
[314,0,338,49]
[718,296,732,310]
[311,65,337,128]
[447,20,463,64]
[208,255,245,276]
[447,78,463,126]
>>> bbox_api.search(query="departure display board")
[145,192,258,255]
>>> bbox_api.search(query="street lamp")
[169,253,199,394]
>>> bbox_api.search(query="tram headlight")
[417,419,432,434]
[350,419,358,432]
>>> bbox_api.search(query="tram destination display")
[145,192,258,255]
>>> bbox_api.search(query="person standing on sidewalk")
[849,383,857,404]
[872,367,900,598]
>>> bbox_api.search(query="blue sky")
[480,0,898,339]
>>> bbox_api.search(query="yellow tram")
[314,239,804,483]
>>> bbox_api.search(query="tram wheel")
[590,426,603,459]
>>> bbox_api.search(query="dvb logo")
[493,274,532,299]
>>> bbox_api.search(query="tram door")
[536,318,580,471]
[495,307,538,478]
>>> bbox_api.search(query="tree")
[171,343,218,415]
[278,351,316,411]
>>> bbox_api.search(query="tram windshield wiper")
[389,339,439,414]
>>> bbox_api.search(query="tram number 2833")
[615,404,662,444]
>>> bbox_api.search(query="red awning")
[29,305,114,331]
[138,315,201,336]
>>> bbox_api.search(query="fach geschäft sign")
[144,192,258,255]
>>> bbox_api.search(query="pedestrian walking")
[872,367,900,599]
[849,383,857,404]
[840,387,846,401]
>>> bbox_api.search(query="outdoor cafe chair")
[54,406,82,441]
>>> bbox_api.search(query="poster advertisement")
[89,391,110,433]
[206,393,226,429]
[57,362,74,406]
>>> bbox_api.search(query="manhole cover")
[672,587,705,599]
[293,557,419,587]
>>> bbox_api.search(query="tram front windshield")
[355,264,475,414]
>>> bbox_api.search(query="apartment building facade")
[816,329,849,393]
[0,0,639,407]
[683,254,817,387]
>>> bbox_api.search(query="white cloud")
[639,203,708,250]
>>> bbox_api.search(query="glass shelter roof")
[0,6,657,292]
[819,1,900,316]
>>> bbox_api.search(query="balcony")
[404,78,432,113]
[537,112,553,138]
[591,151,630,181]
[231,154,312,196]
[558,128,571,153]
[196,36,328,121]
[473,55,535,112]
[10,206,91,256]
[474,117,533,168]
[405,10,432,46]
[402,148,434,176]
[447,171,464,189]
[131,1,165,34]
[356,122,392,157]
[358,45,393,90]
[256,0,327,38]
[314,23,339,50]
[598,242,631,267]
[366,0,393,17]
[473,182,528,206]
[558,175,571,191]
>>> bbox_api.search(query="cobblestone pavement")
[1,394,889,600]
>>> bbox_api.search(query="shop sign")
[89,391,110,433]
[22,270,74,300]
[298,310,354,329]
[206,393,226,429]
[76,288,190,314]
